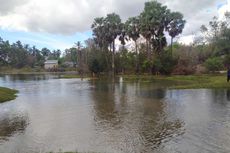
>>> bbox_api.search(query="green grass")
[0,66,45,74]
[60,74,83,79]
[121,74,230,89]
[0,87,18,103]
[60,74,96,79]
[164,75,230,89]
[61,74,230,89]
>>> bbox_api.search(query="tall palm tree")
[167,12,186,56]
[125,17,140,73]
[104,13,122,76]
[139,1,169,73]
[75,41,83,77]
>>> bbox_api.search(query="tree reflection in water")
[227,89,230,101]
[89,79,185,152]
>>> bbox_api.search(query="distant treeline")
[0,39,61,68]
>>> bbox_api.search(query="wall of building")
[44,63,58,69]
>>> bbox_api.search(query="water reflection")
[1,75,230,153]
[90,80,184,152]
[90,80,119,125]
[0,74,59,82]
[226,89,230,101]
[209,89,230,106]
[137,88,166,99]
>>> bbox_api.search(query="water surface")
[0,74,230,153]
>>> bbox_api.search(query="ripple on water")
[1,76,230,153]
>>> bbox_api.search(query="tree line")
[0,38,61,69]
[90,1,185,75]
[87,1,230,75]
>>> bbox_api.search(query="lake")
[0,74,230,153]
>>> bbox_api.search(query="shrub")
[205,57,224,72]
[141,60,152,72]
[159,51,177,75]
[223,54,230,68]
[172,58,195,75]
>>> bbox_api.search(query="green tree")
[125,17,141,73]
[200,12,230,56]
[75,41,84,76]
[9,41,28,68]
[0,38,11,66]
[91,17,110,72]
[167,12,186,55]
[41,48,51,57]
[139,1,169,73]
[104,13,123,76]
[205,57,224,72]
[92,17,109,49]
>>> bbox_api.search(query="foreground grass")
[0,87,18,103]
[122,74,230,89]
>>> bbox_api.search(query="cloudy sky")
[0,0,229,50]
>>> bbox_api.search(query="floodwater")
[0,74,230,153]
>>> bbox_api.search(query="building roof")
[44,60,58,64]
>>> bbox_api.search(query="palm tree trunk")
[146,39,150,61]
[135,41,139,74]
[79,50,83,78]
[171,37,173,57]
[146,39,152,74]
[112,40,115,77]
[102,46,109,73]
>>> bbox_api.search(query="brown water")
[0,74,230,153]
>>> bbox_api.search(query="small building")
[44,60,58,69]
[63,61,75,68]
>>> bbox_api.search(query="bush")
[89,59,100,74]
[223,54,230,67]
[153,58,162,73]
[88,50,107,74]
[205,57,224,72]
[141,60,153,72]
[159,51,177,75]
[172,58,195,75]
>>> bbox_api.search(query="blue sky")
[0,0,229,50]
[0,29,92,50]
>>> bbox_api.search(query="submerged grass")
[60,74,82,79]
[121,74,230,89]
[61,73,230,89]
[61,74,230,89]
[165,75,230,89]
[60,74,93,79]
[0,87,18,103]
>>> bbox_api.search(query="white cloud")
[218,0,230,19]
[0,0,229,45]
[20,35,73,50]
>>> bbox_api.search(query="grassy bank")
[62,74,230,89]
[60,74,84,79]
[0,66,45,74]
[60,74,96,79]
[0,87,18,103]
[0,66,80,75]
[163,75,230,89]
[121,74,230,89]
